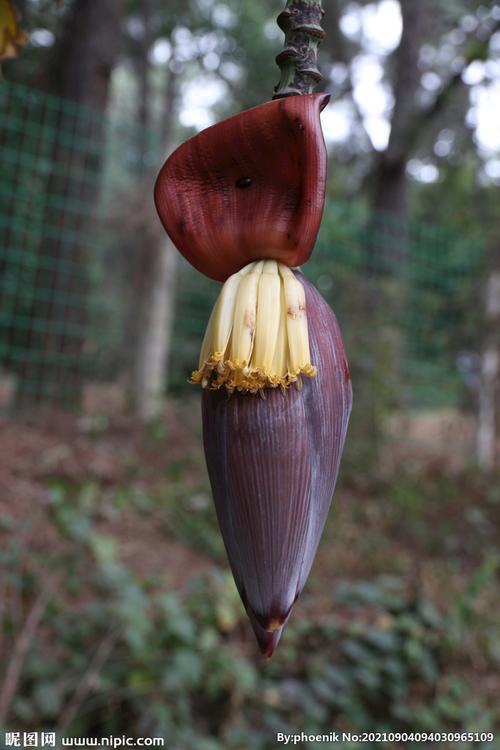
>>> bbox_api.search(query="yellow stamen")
[190,260,317,394]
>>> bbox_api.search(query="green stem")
[273,0,325,99]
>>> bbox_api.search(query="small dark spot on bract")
[178,219,185,235]
[236,176,252,188]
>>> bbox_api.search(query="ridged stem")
[273,0,325,99]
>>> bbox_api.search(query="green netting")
[0,82,485,410]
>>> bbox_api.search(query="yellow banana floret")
[191,260,317,394]
[0,0,28,62]
[278,264,317,386]
[252,260,281,375]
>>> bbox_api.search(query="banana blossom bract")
[155,93,352,657]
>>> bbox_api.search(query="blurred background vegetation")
[0,0,499,747]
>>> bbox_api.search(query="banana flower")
[155,44,351,659]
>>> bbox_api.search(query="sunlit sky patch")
[470,81,500,153]
[178,76,228,130]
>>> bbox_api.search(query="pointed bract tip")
[248,610,284,659]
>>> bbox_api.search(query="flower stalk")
[273,0,325,99]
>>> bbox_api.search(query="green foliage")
[1,481,498,747]
[414,157,499,245]
[259,576,497,747]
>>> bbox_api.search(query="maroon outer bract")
[154,94,329,282]
[202,273,352,657]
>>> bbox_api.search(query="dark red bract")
[202,273,352,657]
[154,95,329,281]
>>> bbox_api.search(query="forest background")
[0,1,499,747]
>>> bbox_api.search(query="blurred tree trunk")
[361,0,430,276]
[132,0,152,173]
[477,249,500,469]
[369,0,429,219]
[132,236,178,422]
[128,6,179,421]
[48,0,124,108]
[355,0,430,447]
[131,86,179,423]
[365,4,500,223]
[16,0,124,406]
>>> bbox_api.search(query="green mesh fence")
[0,81,167,404]
[0,82,485,412]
